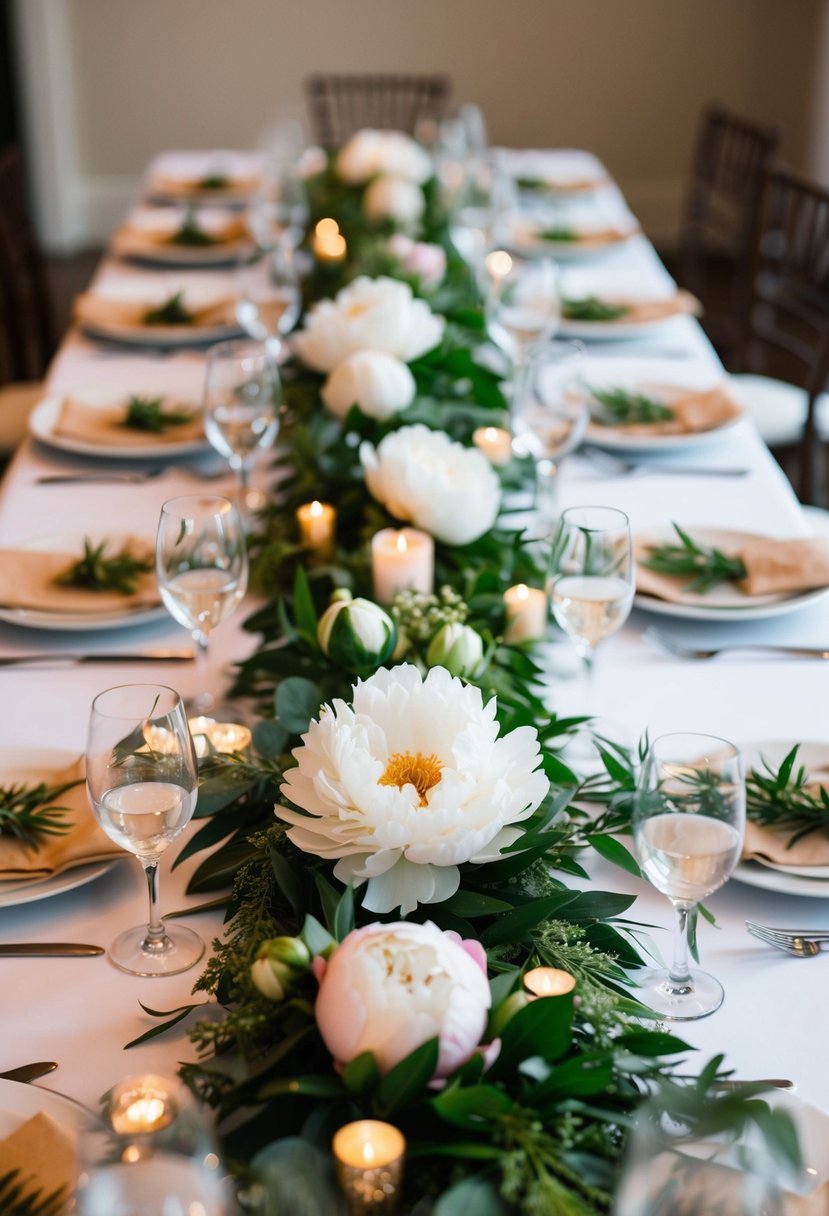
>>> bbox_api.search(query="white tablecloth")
[3,150,829,1116]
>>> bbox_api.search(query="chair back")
[0,146,55,383]
[305,73,451,147]
[678,103,780,356]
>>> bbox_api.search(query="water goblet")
[203,337,282,508]
[85,685,202,977]
[485,252,561,388]
[512,337,588,477]
[235,246,301,353]
[632,732,745,1020]
[156,495,248,714]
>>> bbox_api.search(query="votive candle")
[188,716,253,758]
[312,218,347,262]
[333,1120,406,1215]
[371,528,434,602]
[296,500,336,558]
[523,967,577,998]
[503,583,547,643]
[473,425,513,467]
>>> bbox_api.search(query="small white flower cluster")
[335,129,432,226]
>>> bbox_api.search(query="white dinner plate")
[0,748,120,908]
[559,311,691,341]
[29,396,210,461]
[634,526,829,622]
[77,276,243,349]
[508,229,637,261]
[0,532,166,633]
[80,318,241,350]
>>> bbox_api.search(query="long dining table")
[3,146,829,1135]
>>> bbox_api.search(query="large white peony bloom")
[277,664,549,914]
[363,175,425,225]
[315,921,491,1078]
[292,276,445,374]
[321,350,416,421]
[336,129,432,185]
[361,424,501,545]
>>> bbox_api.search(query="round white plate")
[0,533,166,633]
[114,208,254,268]
[733,861,829,898]
[80,318,241,349]
[29,397,210,461]
[508,232,636,261]
[0,748,119,908]
[560,313,690,341]
[634,526,829,622]
[0,1076,90,1141]
[586,417,742,453]
[118,241,251,269]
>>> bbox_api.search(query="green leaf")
[257,1075,346,1100]
[479,890,578,946]
[125,1001,205,1048]
[301,913,336,958]
[586,833,642,878]
[561,890,636,922]
[433,1178,508,1216]
[444,891,515,918]
[292,565,319,638]
[341,1051,380,1096]
[489,967,520,1008]
[489,991,573,1077]
[276,676,323,734]
[432,1083,512,1130]
[616,1031,692,1056]
[269,842,306,916]
[531,1051,615,1102]
[376,1037,440,1116]
[333,885,355,941]
[252,719,288,759]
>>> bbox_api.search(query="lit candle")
[523,967,577,998]
[312,218,347,262]
[371,528,434,603]
[332,1120,406,1214]
[109,1076,175,1136]
[141,724,177,755]
[473,425,513,467]
[503,583,547,643]
[188,716,253,758]
[296,500,336,558]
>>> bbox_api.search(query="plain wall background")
[12,0,827,249]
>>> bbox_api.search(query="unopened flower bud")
[251,936,311,1002]
[426,622,483,678]
[318,593,397,672]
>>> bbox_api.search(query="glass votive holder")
[332,1120,405,1215]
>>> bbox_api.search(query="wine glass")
[246,170,309,253]
[632,733,745,1020]
[512,337,588,470]
[156,495,248,715]
[203,337,282,507]
[485,252,561,388]
[85,685,202,977]
[77,1073,229,1214]
[235,246,301,353]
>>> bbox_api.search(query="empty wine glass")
[247,170,309,253]
[156,495,248,715]
[632,733,745,1020]
[512,337,588,465]
[77,1073,229,1214]
[485,252,560,386]
[235,246,301,352]
[203,338,282,508]
[85,685,201,976]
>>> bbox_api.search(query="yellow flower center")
[378,751,444,806]
[345,301,372,318]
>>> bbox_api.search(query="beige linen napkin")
[0,1112,75,1206]
[540,225,638,247]
[74,291,236,330]
[54,396,204,447]
[151,171,260,198]
[786,1183,829,1215]
[635,535,829,602]
[0,539,159,614]
[0,758,121,880]
[112,214,249,254]
[591,384,742,438]
[743,768,829,867]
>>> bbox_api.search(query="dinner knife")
[0,943,104,956]
[0,649,194,667]
[0,1062,59,1082]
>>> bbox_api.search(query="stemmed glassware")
[85,685,201,977]
[632,732,745,1020]
[485,252,561,390]
[235,245,302,354]
[156,495,248,714]
[203,337,282,508]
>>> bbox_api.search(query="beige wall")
[16,0,824,247]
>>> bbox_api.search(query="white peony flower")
[377,131,433,184]
[361,424,501,545]
[363,175,425,225]
[321,350,416,421]
[277,663,549,915]
[315,921,491,1078]
[335,129,432,185]
[292,276,445,373]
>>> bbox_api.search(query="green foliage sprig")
[55,538,153,595]
[0,1171,66,1216]
[746,744,829,847]
[167,213,220,247]
[641,524,746,593]
[562,297,629,322]
[586,386,674,425]
[121,395,197,433]
[143,290,194,326]
[0,781,77,847]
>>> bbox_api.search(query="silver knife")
[0,1062,58,1082]
[0,943,104,956]
[0,650,194,667]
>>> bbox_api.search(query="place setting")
[73,272,245,348]
[143,149,265,206]
[110,204,255,268]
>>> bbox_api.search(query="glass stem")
[140,859,167,951]
[669,904,693,985]
[192,629,212,712]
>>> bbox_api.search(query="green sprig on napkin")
[0,1170,66,1216]
[515,176,547,192]
[121,395,196,433]
[142,291,194,326]
[198,173,230,191]
[166,213,219,247]
[55,538,153,595]
[587,385,674,425]
[642,524,746,592]
[747,744,829,847]
[537,226,577,242]
[0,782,76,848]
[563,296,630,322]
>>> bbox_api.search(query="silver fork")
[644,627,829,662]
[746,921,829,956]
[580,447,749,478]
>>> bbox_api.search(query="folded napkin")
[591,384,742,437]
[520,174,606,193]
[74,291,236,331]
[635,535,829,601]
[743,765,829,867]
[538,225,637,247]
[55,395,204,447]
[0,539,159,614]
[0,1112,75,1206]
[151,171,260,198]
[112,214,249,254]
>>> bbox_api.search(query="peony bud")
[426,622,484,678]
[317,590,397,672]
[251,936,312,1001]
[321,350,416,422]
[364,175,425,225]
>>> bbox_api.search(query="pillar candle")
[371,528,434,602]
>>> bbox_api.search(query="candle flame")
[310,500,323,517]
[362,1141,376,1165]
[483,427,498,442]
[486,249,512,278]
[395,532,409,553]
[515,583,529,600]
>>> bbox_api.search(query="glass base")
[636,965,724,1021]
[108,923,205,977]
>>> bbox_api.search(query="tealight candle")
[503,583,548,643]
[312,218,347,262]
[333,1120,406,1214]
[473,425,513,467]
[109,1075,176,1136]
[371,528,434,602]
[296,500,336,558]
[141,724,177,755]
[188,716,253,758]
[523,966,577,998]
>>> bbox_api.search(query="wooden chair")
[678,103,781,361]
[305,73,451,147]
[729,167,829,503]
[0,146,56,458]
